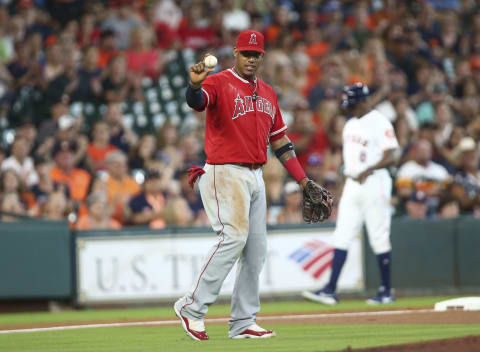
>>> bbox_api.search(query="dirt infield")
[1,308,479,351]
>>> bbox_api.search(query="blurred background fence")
[1,217,479,307]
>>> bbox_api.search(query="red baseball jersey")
[195,69,287,164]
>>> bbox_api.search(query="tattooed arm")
[271,135,309,190]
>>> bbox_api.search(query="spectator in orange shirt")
[31,156,72,213]
[50,141,91,203]
[264,3,301,46]
[91,150,140,222]
[304,26,331,61]
[125,169,166,229]
[76,191,121,230]
[86,120,117,173]
[97,29,118,69]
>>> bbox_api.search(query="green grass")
[1,324,479,352]
[0,296,478,351]
[0,295,454,326]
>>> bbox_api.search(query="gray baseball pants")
[174,163,267,337]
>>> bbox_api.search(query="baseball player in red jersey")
[173,30,332,341]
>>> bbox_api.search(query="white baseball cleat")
[231,324,276,339]
[302,289,339,305]
[173,302,209,341]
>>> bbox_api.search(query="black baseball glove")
[302,180,334,223]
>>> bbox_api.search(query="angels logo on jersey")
[249,33,257,45]
[232,94,276,121]
[233,94,246,119]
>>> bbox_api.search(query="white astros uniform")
[334,110,399,254]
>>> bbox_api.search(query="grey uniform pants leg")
[175,164,267,337]
[228,171,267,337]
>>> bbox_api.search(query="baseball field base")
[434,297,480,311]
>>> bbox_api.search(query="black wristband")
[274,142,294,158]
[186,84,204,109]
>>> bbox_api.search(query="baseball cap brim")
[236,46,265,54]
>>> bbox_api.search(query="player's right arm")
[354,114,399,183]
[354,148,396,183]
[186,55,215,110]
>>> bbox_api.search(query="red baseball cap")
[235,30,265,54]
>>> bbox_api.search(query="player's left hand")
[302,180,334,223]
[355,168,373,184]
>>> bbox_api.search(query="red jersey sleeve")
[199,74,218,110]
[269,98,287,142]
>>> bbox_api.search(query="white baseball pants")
[334,169,393,254]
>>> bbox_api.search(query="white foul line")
[0,309,435,334]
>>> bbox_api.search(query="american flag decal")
[289,239,334,279]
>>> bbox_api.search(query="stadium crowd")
[0,0,479,229]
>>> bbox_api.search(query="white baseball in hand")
[204,55,218,68]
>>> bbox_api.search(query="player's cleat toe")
[231,324,276,339]
[366,288,395,305]
[302,289,339,305]
[366,294,395,305]
[174,303,209,341]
